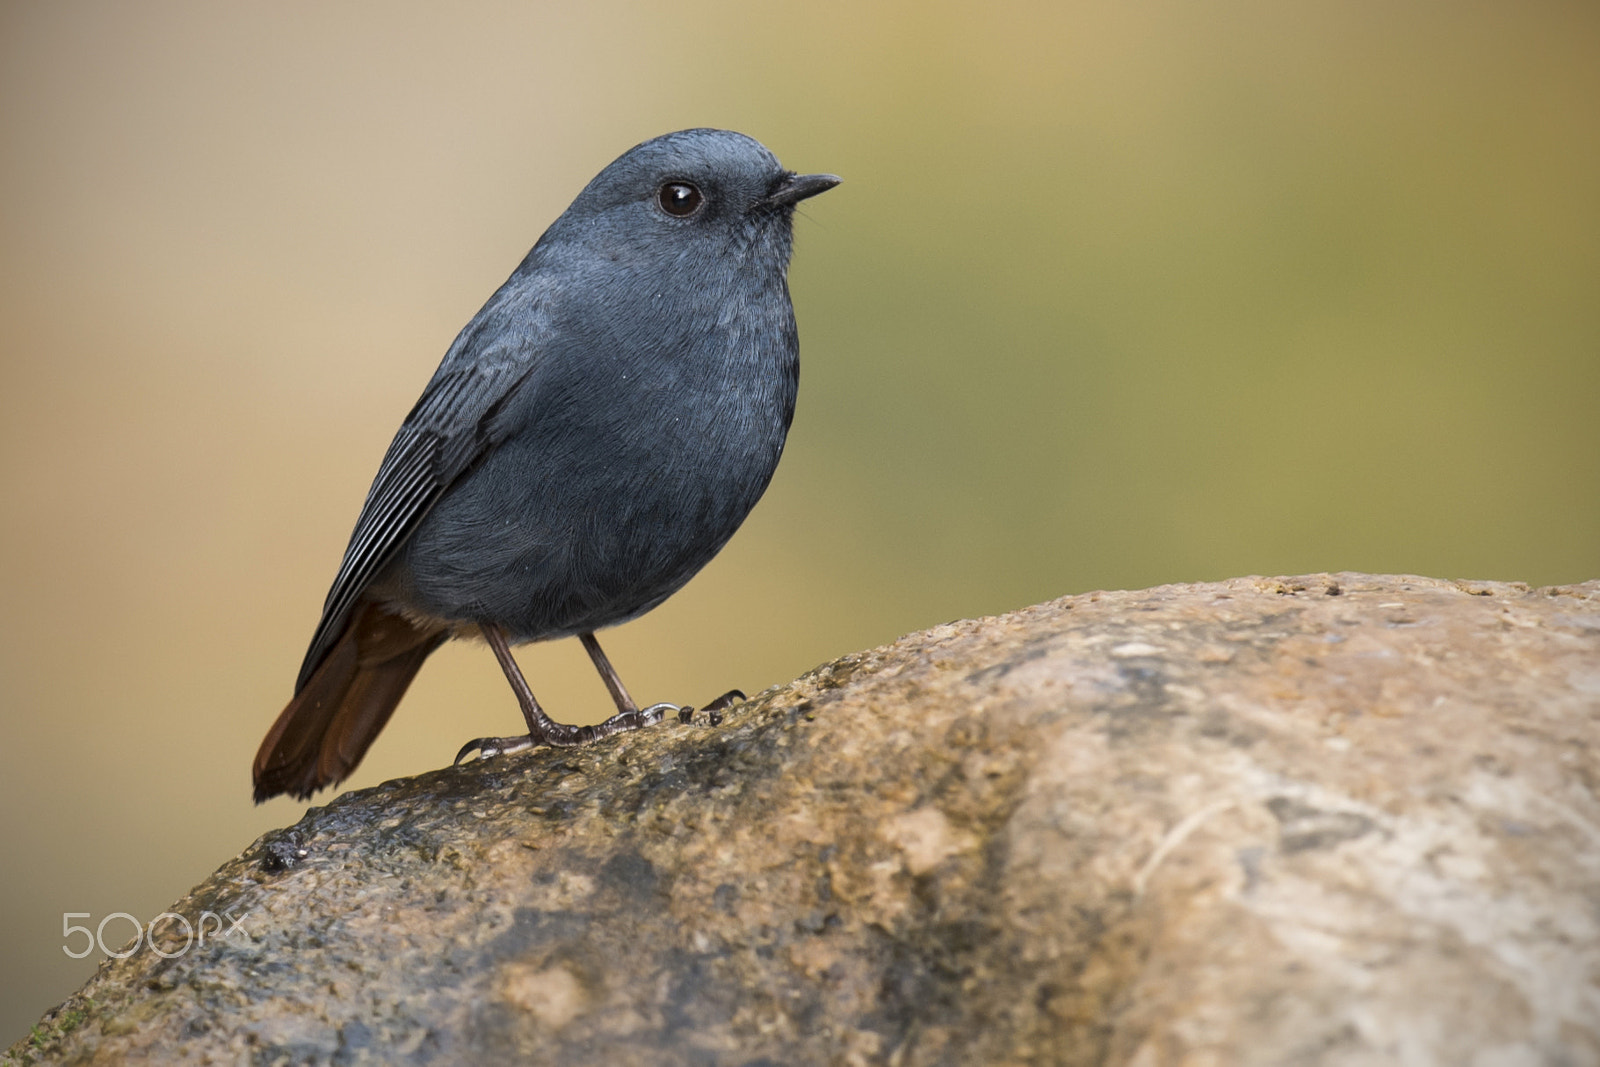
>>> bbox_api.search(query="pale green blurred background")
[3,0,1597,1040]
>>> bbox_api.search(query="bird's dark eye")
[657,181,703,217]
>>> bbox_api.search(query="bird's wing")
[294,356,533,692]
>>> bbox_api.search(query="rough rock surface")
[10,573,1600,1066]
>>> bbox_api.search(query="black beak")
[758,172,842,209]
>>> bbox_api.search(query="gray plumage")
[255,129,837,801]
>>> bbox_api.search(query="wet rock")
[11,574,1600,1065]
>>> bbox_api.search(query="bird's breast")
[387,309,797,638]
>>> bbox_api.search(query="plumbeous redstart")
[253,129,838,802]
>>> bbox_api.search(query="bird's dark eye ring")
[657,181,703,217]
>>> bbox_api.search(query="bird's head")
[545,128,839,269]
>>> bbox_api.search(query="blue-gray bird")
[253,129,838,802]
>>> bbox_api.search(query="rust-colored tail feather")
[253,603,446,803]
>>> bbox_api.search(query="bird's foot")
[676,689,745,726]
[454,734,536,765]
[456,692,746,765]
[454,702,677,765]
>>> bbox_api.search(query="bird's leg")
[584,627,701,725]
[578,631,687,721]
[580,631,749,725]
[578,632,640,716]
[453,623,667,765]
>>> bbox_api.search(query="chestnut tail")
[253,603,446,802]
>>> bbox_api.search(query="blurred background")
[2,0,1597,1040]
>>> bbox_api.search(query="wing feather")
[294,358,532,692]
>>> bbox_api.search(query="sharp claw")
[455,734,535,765]
[703,689,745,713]
[636,703,676,725]
[671,693,746,728]
[701,689,745,725]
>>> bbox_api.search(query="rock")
[10,573,1600,1066]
